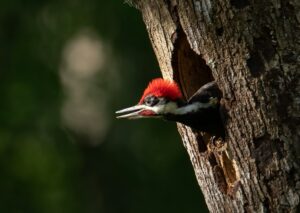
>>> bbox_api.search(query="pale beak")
[116,105,152,119]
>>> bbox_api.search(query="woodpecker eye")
[144,96,159,106]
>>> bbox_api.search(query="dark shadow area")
[230,0,250,9]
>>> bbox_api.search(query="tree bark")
[129,0,300,212]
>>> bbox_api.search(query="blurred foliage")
[0,0,208,212]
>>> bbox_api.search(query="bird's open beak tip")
[115,105,144,119]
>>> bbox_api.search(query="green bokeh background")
[0,0,208,212]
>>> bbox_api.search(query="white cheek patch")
[151,102,178,114]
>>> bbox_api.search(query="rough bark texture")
[130,0,300,212]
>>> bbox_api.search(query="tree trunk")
[129,0,300,212]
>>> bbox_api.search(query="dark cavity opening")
[171,28,225,139]
[171,28,214,100]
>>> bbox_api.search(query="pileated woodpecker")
[116,78,224,137]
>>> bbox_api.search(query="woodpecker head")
[116,78,183,119]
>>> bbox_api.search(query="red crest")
[139,78,182,104]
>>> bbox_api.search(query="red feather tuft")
[139,78,182,104]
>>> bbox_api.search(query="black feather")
[188,81,222,104]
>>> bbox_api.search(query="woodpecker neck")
[163,100,223,137]
[172,101,215,115]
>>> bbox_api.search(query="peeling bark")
[129,0,300,212]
